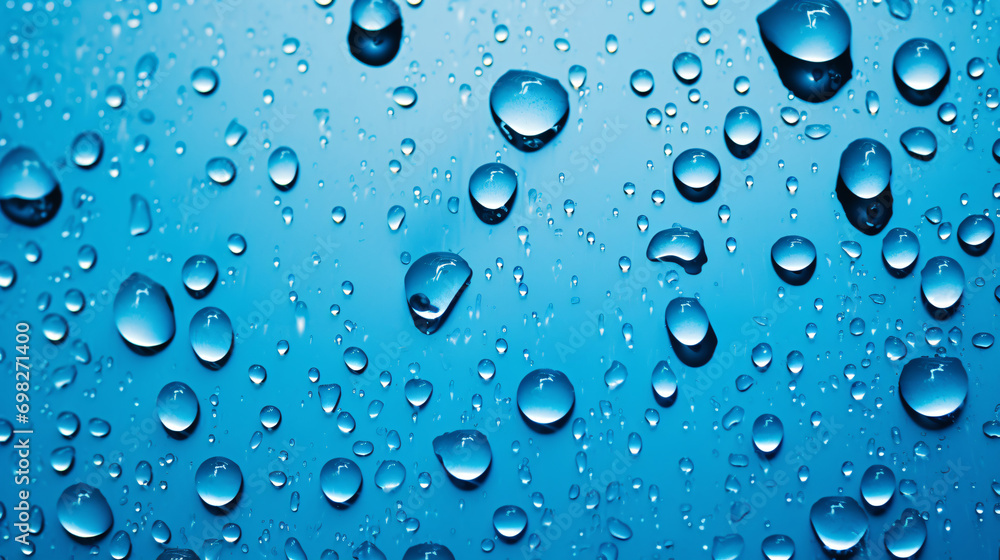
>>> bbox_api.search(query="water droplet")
[761,535,795,560]
[837,138,893,235]
[517,369,575,428]
[646,225,707,274]
[0,146,62,226]
[432,430,492,482]
[489,70,569,151]
[182,255,218,297]
[884,509,927,558]
[189,307,233,367]
[629,69,654,96]
[206,157,236,185]
[191,67,219,95]
[348,0,403,66]
[920,256,964,311]
[752,414,783,454]
[70,132,104,168]
[672,52,702,84]
[404,252,472,334]
[893,39,949,106]
[860,464,895,508]
[57,483,113,538]
[757,0,852,102]
[672,148,720,202]
[387,204,406,230]
[403,543,454,560]
[374,460,406,491]
[809,496,868,553]
[899,356,968,420]
[320,457,363,504]
[771,235,817,285]
[268,147,299,190]
[157,381,199,434]
[665,297,716,366]
[114,273,176,353]
[469,162,517,224]
[392,85,417,107]
[493,505,528,540]
[957,214,994,255]
[196,457,243,507]
[723,106,761,158]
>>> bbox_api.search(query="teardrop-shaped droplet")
[56,483,113,538]
[189,307,233,367]
[404,252,472,334]
[893,38,949,106]
[268,146,298,190]
[114,273,176,353]
[672,148,720,202]
[469,162,517,224]
[646,225,707,274]
[0,146,62,226]
[517,369,575,428]
[489,70,569,152]
[432,429,492,482]
[374,460,406,491]
[651,360,678,404]
[899,356,967,420]
[348,0,403,67]
[771,235,817,285]
[196,457,243,507]
[320,457,363,504]
[809,496,868,553]
[568,64,587,89]
[404,378,433,406]
[757,0,852,102]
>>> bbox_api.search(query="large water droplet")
[0,147,62,226]
[489,70,569,152]
[196,457,243,507]
[646,226,707,274]
[114,273,176,353]
[893,38,949,106]
[469,162,517,224]
[404,252,472,334]
[724,106,762,158]
[837,138,893,235]
[189,307,233,367]
[771,235,817,285]
[920,256,963,312]
[157,381,199,434]
[899,356,967,421]
[672,148,720,202]
[757,0,852,102]
[809,496,868,553]
[517,369,575,429]
[432,430,492,482]
[348,0,403,67]
[56,483,113,538]
[320,457,363,504]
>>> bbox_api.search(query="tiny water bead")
[770,235,817,285]
[893,38,949,106]
[114,273,176,353]
[489,70,569,151]
[517,369,575,428]
[57,483,113,538]
[432,429,492,482]
[348,0,403,66]
[0,146,63,226]
[320,457,363,504]
[899,357,968,420]
[196,457,243,507]
[404,252,472,334]
[268,146,299,190]
[156,381,199,434]
[809,496,868,553]
[469,162,517,224]
[646,225,707,274]
[672,148,720,202]
[757,0,852,102]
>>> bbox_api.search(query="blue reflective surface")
[1,0,999,558]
